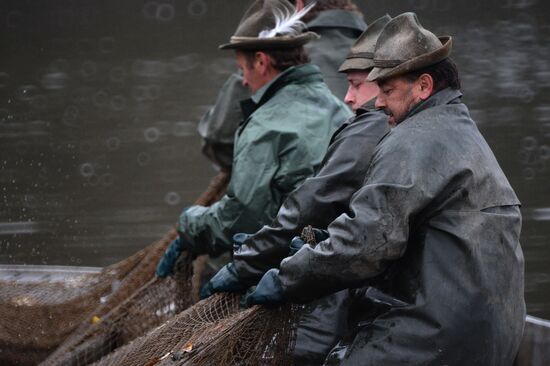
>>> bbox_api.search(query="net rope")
[0,172,233,365]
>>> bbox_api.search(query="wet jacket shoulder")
[278,88,524,365]
[233,102,388,283]
[180,64,351,256]
[306,9,366,100]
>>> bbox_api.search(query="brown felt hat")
[219,0,319,51]
[367,12,452,82]
[338,14,392,73]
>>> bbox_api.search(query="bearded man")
[156,0,350,277]
[246,12,525,365]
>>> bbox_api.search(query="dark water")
[1,0,549,317]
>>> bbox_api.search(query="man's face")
[235,51,264,93]
[375,76,423,126]
[344,71,379,112]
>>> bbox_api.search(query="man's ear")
[417,73,434,100]
[255,52,271,75]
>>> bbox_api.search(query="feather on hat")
[220,0,319,50]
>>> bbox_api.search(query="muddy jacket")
[197,10,366,170]
[233,101,389,284]
[180,64,351,256]
[278,88,525,365]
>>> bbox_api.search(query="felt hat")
[367,12,452,81]
[338,14,392,73]
[219,0,319,50]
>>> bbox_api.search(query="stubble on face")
[376,77,421,126]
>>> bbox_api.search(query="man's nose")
[344,89,354,106]
[375,95,385,109]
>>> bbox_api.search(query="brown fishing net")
[0,172,230,366]
[89,295,298,366]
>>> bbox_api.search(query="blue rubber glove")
[200,262,247,299]
[232,233,252,252]
[289,236,306,256]
[289,228,329,255]
[312,228,329,242]
[244,268,284,307]
[156,236,187,278]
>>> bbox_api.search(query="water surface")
[1,0,549,318]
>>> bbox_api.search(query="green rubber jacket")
[197,9,365,170]
[180,64,351,256]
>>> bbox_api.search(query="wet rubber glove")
[244,268,284,307]
[232,232,252,252]
[156,236,187,278]
[200,262,247,299]
[289,228,329,255]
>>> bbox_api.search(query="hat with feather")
[219,0,319,50]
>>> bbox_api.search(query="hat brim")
[338,58,375,73]
[367,36,452,82]
[219,32,319,50]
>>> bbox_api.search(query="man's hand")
[244,268,285,307]
[289,227,329,255]
[156,236,187,278]
[200,262,248,299]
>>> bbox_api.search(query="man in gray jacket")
[246,13,525,365]
[201,15,392,365]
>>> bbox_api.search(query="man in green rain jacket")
[156,0,351,276]
[198,0,366,170]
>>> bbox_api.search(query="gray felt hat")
[220,0,319,51]
[338,14,392,73]
[367,12,452,82]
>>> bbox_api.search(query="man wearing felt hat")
[200,15,391,365]
[156,0,351,278]
[198,0,366,172]
[246,12,525,365]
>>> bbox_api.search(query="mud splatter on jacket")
[279,88,525,365]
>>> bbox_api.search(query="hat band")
[373,58,405,68]
[346,51,374,60]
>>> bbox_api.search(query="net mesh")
[0,172,230,365]
[89,295,298,366]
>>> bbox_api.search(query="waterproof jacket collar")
[402,87,463,124]
[306,9,366,33]
[240,63,323,121]
[356,97,378,116]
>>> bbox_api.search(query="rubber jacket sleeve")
[277,135,441,303]
[179,123,315,257]
[233,110,389,283]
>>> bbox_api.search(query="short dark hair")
[242,47,310,72]
[404,58,461,92]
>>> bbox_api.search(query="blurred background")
[1,0,549,317]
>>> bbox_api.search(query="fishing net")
[0,172,230,366]
[89,294,299,366]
